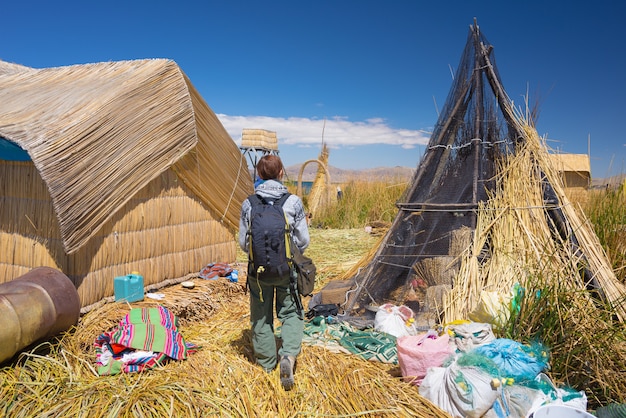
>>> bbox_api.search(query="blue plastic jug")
[114,272,144,303]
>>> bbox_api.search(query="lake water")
[284,180,313,193]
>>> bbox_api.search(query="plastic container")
[532,405,594,418]
[114,272,144,303]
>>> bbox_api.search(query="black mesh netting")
[336,24,531,326]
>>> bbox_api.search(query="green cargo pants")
[248,273,303,371]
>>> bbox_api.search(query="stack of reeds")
[445,122,626,323]
[441,122,626,407]
[240,128,278,150]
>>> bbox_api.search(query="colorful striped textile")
[95,306,198,375]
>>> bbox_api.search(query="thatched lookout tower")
[239,128,280,181]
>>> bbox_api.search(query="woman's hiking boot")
[279,355,295,391]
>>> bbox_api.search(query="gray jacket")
[238,179,310,253]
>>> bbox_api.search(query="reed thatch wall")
[0,161,237,308]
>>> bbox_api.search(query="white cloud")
[217,114,431,150]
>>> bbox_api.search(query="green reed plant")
[505,266,626,407]
[309,178,408,229]
[582,188,626,283]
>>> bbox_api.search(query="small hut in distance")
[549,153,591,188]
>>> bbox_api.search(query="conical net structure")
[337,23,625,325]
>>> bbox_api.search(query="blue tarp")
[0,137,31,161]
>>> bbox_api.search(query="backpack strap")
[245,194,261,293]
[275,192,291,207]
[275,193,305,317]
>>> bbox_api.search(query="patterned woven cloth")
[95,306,198,375]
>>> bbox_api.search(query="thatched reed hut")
[549,153,591,188]
[0,58,253,309]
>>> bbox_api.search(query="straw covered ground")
[0,229,450,418]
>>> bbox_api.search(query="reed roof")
[0,58,253,253]
[549,153,591,174]
[241,128,278,150]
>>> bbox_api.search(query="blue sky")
[3,1,625,178]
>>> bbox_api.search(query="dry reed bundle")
[334,232,387,283]
[240,129,278,150]
[307,143,332,217]
[444,119,626,323]
[1,234,450,417]
[438,123,626,405]
[523,124,626,320]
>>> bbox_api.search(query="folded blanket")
[95,306,197,375]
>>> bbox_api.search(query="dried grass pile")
[1,230,448,417]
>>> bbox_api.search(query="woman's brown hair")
[256,155,284,180]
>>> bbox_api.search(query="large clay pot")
[0,267,80,364]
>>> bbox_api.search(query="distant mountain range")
[283,163,624,188]
[591,174,625,188]
[284,164,415,183]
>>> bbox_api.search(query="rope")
[397,203,571,213]
[428,138,512,151]
[221,152,246,224]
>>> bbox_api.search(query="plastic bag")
[526,373,588,415]
[472,339,549,383]
[469,290,513,329]
[374,303,417,338]
[397,330,455,385]
[446,321,496,352]
[419,361,501,418]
